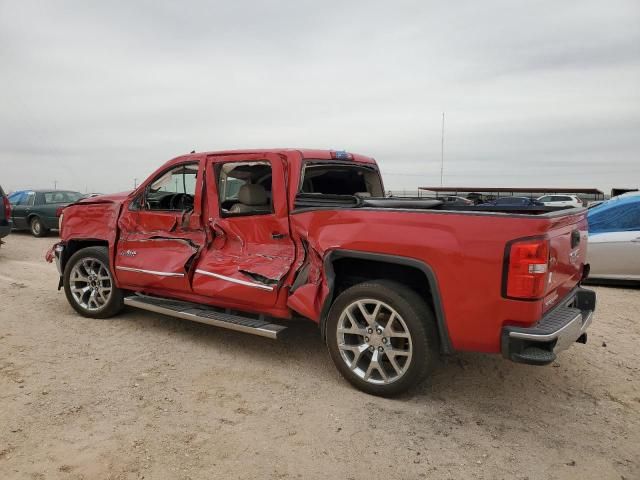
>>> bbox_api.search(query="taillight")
[2,196,10,219]
[503,238,549,299]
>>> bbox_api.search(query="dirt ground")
[0,233,638,480]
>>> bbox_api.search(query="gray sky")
[1,0,639,194]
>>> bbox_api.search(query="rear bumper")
[0,224,10,238]
[501,287,596,365]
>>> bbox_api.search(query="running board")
[124,295,287,339]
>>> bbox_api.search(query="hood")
[76,191,132,205]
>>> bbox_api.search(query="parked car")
[439,195,473,206]
[8,190,83,237]
[587,200,605,209]
[537,195,583,208]
[586,194,640,283]
[466,192,484,204]
[0,185,11,243]
[481,196,544,207]
[46,148,595,396]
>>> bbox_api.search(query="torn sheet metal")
[115,235,200,291]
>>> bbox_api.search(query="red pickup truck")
[47,149,595,396]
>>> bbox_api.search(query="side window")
[43,191,82,204]
[144,163,198,211]
[216,161,273,217]
[539,196,551,202]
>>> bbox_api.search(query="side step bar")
[124,295,287,339]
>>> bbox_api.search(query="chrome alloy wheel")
[336,299,413,385]
[69,257,113,311]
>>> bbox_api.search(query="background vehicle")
[480,196,544,207]
[537,194,583,208]
[47,149,594,396]
[438,195,473,206]
[586,195,640,283]
[0,185,10,243]
[9,190,83,237]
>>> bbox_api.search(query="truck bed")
[294,193,575,216]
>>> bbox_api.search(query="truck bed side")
[288,207,588,354]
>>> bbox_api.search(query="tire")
[326,280,439,397]
[63,246,124,319]
[30,216,49,237]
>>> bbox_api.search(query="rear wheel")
[63,246,124,318]
[326,280,439,396]
[30,217,49,237]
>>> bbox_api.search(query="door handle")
[272,232,286,240]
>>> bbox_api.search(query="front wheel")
[326,280,439,396]
[63,246,124,318]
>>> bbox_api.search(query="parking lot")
[0,233,638,480]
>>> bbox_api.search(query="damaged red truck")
[47,149,595,396]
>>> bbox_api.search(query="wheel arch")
[320,250,453,353]
[61,239,110,274]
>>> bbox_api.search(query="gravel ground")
[0,233,638,480]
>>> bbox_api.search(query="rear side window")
[589,203,640,233]
[215,161,273,217]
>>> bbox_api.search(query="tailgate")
[543,209,588,312]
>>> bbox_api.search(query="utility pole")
[134,178,138,189]
[54,180,58,190]
[440,112,445,188]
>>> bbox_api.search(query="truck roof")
[168,148,377,166]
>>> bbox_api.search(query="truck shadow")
[125,307,600,410]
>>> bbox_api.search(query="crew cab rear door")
[115,160,206,292]
[192,153,295,310]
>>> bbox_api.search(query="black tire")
[63,246,124,319]
[326,280,439,397]
[30,216,49,237]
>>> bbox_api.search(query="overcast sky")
[1,0,639,194]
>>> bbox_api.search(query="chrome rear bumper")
[501,287,596,365]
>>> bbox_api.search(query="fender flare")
[320,249,453,354]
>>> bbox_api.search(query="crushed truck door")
[192,153,295,309]
[115,160,206,292]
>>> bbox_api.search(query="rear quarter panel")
[291,208,586,353]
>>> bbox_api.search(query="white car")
[537,194,583,208]
[587,195,640,282]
